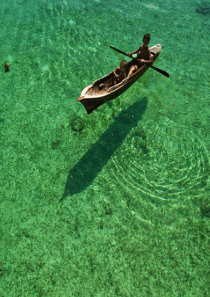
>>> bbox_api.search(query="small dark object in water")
[200,203,210,218]
[196,7,210,15]
[196,1,210,15]
[51,140,61,150]
[4,62,11,72]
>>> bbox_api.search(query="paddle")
[110,45,170,78]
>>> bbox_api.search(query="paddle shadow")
[60,97,148,202]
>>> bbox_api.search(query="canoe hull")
[78,44,161,114]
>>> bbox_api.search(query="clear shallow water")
[0,0,210,296]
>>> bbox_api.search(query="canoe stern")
[77,96,106,114]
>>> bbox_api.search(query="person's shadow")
[60,97,148,202]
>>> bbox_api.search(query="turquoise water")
[0,0,210,295]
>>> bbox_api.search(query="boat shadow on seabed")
[60,96,148,202]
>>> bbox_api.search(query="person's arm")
[140,58,152,64]
[113,67,120,77]
[128,47,140,57]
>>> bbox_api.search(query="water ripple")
[109,121,210,201]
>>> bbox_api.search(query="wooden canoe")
[77,44,162,114]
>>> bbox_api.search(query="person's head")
[120,60,127,70]
[143,33,150,46]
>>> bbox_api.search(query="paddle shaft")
[110,45,169,78]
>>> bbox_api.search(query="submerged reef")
[70,116,85,132]
[195,1,210,15]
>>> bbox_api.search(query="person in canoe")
[98,60,128,90]
[99,59,135,90]
[128,33,154,65]
[113,60,127,84]
[113,59,140,84]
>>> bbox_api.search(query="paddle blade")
[150,65,170,77]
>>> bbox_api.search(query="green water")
[0,0,210,296]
